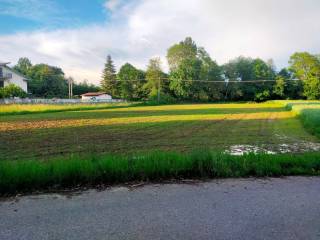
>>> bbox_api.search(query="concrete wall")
[0,98,124,104]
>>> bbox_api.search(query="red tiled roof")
[81,92,107,97]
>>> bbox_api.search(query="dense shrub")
[148,93,177,104]
[254,90,271,102]
[0,84,27,98]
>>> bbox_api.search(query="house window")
[0,67,3,88]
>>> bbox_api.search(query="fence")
[0,98,125,105]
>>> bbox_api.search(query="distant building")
[0,62,29,92]
[81,92,112,101]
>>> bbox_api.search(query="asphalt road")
[1,177,320,240]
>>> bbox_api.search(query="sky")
[0,0,320,84]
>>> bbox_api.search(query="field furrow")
[0,102,319,161]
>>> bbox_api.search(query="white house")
[0,62,28,92]
[81,92,112,101]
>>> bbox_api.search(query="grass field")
[1,101,320,161]
[1,100,320,195]
[0,102,131,116]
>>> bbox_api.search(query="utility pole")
[224,79,229,100]
[157,77,161,104]
[68,79,70,99]
[71,78,73,97]
[68,77,73,99]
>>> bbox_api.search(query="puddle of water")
[225,145,276,155]
[226,142,320,155]
[278,142,320,153]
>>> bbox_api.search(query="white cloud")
[1,0,320,84]
[104,0,124,11]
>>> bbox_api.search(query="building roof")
[81,92,109,97]
[0,62,29,80]
[0,62,10,66]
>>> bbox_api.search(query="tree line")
[101,37,320,102]
[10,37,320,101]
[11,58,99,98]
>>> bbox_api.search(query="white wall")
[82,94,112,101]
[2,67,28,92]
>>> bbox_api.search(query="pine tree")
[101,55,118,97]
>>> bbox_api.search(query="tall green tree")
[144,57,167,99]
[168,37,223,100]
[252,58,275,80]
[222,56,276,101]
[276,68,302,99]
[117,63,146,100]
[27,64,67,97]
[197,47,223,100]
[167,37,197,71]
[169,58,202,99]
[222,57,276,101]
[223,57,254,100]
[222,59,244,100]
[13,57,32,76]
[273,76,285,98]
[252,58,275,101]
[289,52,320,99]
[101,55,118,97]
[278,68,291,79]
[14,58,69,98]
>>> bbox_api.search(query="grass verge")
[1,150,320,196]
[283,101,320,138]
[298,109,320,138]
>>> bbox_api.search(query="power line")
[169,79,301,83]
[105,78,301,83]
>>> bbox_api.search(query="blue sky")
[0,0,320,84]
[0,0,109,33]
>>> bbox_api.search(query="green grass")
[299,109,320,138]
[0,102,133,116]
[1,101,320,195]
[1,101,319,161]
[281,101,320,138]
[1,150,320,195]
